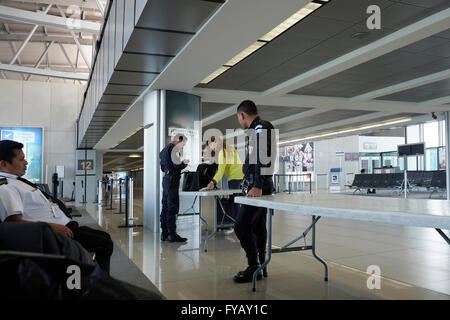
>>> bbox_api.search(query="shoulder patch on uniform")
[0,178,8,186]
[255,124,264,134]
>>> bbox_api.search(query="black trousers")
[234,204,267,267]
[160,175,180,235]
[66,221,114,273]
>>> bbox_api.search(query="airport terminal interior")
[0,0,449,300]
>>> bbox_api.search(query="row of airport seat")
[350,171,446,195]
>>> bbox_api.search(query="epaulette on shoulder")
[0,178,8,186]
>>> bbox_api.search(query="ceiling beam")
[0,5,101,33]
[279,112,393,139]
[272,109,329,127]
[95,0,105,17]
[351,69,450,101]
[420,95,450,106]
[191,88,450,116]
[262,8,450,97]
[1,0,100,10]
[27,41,54,81]
[0,63,89,80]
[0,32,93,45]
[56,5,91,71]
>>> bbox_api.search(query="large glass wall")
[359,120,445,172]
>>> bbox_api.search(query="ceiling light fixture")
[200,1,326,84]
[279,117,412,146]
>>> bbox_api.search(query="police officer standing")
[233,100,276,283]
[160,134,190,242]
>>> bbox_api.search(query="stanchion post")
[107,179,116,210]
[119,176,143,228]
[97,180,102,206]
[114,178,124,214]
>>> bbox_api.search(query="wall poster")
[282,142,314,173]
[0,127,43,183]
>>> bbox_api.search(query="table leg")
[311,215,328,281]
[253,208,273,292]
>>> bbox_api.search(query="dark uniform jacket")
[160,143,187,177]
[243,117,276,191]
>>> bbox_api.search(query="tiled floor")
[77,188,450,300]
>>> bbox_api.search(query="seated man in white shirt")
[0,140,113,273]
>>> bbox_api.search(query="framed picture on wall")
[0,127,43,183]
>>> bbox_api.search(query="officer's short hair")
[0,140,24,164]
[237,100,258,115]
[173,134,188,143]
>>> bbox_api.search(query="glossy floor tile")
[76,188,450,299]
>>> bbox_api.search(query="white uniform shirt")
[0,172,71,226]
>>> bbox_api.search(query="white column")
[445,112,450,201]
[143,90,163,232]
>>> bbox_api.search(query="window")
[406,124,420,144]
[424,121,439,148]
[425,148,438,171]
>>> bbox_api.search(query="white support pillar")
[143,90,163,232]
[445,112,450,201]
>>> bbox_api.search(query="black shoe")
[233,266,262,283]
[161,233,169,241]
[168,234,187,243]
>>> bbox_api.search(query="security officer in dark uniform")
[233,100,276,283]
[160,134,189,242]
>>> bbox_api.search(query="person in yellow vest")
[206,136,244,234]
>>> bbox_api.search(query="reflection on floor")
[77,188,450,300]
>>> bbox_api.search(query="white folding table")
[235,193,450,291]
[180,189,242,251]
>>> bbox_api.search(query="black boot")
[168,233,187,243]
[233,265,262,283]
[161,232,169,241]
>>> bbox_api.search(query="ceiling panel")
[100,94,138,104]
[104,84,147,96]
[376,78,450,102]
[124,28,191,56]
[113,128,144,150]
[109,71,158,86]
[202,102,234,118]
[202,0,448,97]
[115,53,172,73]
[135,0,223,33]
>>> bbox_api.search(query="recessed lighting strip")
[200,1,327,84]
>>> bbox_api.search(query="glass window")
[424,121,439,148]
[425,148,438,171]
[442,120,446,147]
[438,147,446,170]
[407,124,420,144]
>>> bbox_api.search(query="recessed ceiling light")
[200,66,230,84]
[200,1,326,84]
[128,154,142,158]
[279,118,412,145]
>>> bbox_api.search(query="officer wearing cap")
[233,100,276,283]
[0,140,113,273]
[160,134,190,242]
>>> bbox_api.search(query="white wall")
[315,135,360,186]
[0,79,85,199]
[358,136,405,153]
